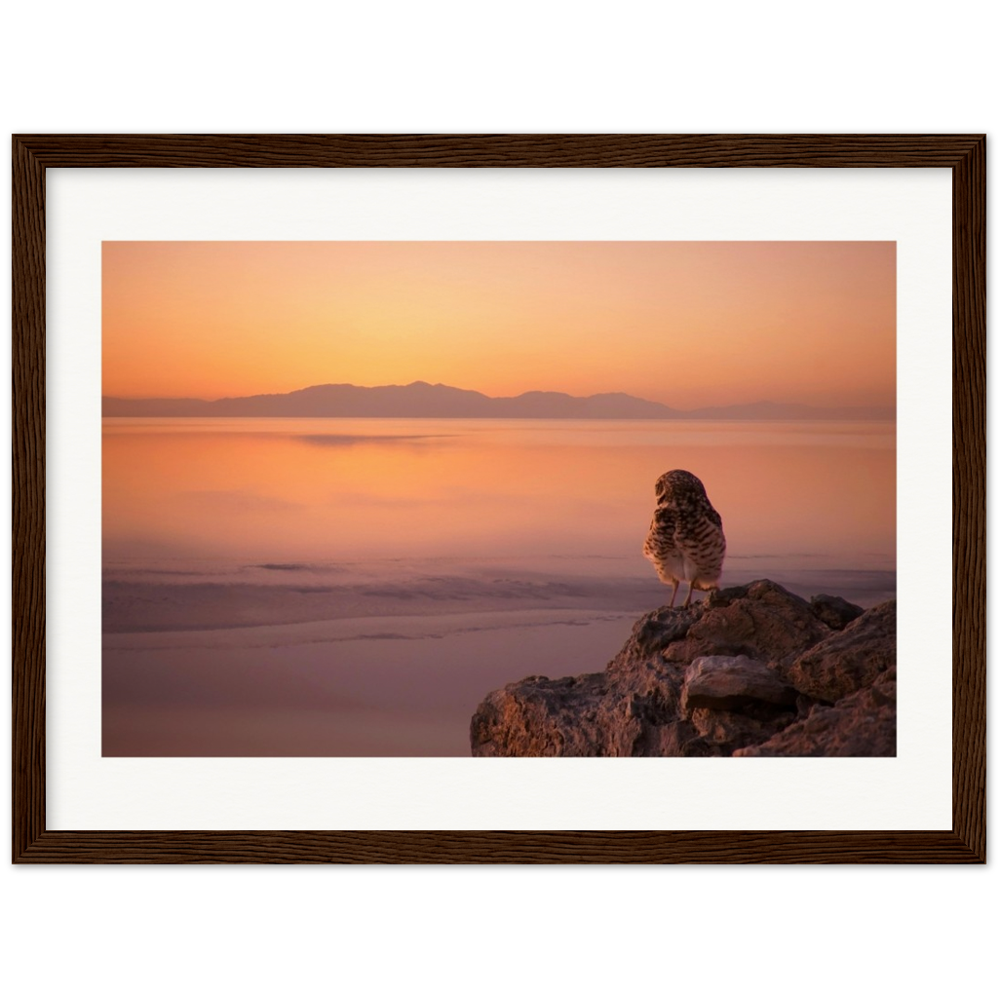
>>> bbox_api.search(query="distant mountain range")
[102,381,894,421]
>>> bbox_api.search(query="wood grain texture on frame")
[11,134,986,864]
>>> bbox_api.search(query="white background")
[7,19,997,1000]
[0,0,997,124]
[4,880,996,1000]
[47,168,951,832]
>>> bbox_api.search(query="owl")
[643,470,726,608]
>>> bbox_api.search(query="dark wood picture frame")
[12,134,985,863]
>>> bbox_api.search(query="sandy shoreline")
[103,609,637,756]
[102,564,896,756]
[103,564,895,635]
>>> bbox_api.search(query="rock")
[469,579,896,758]
[469,663,688,757]
[649,580,832,667]
[785,600,896,703]
[810,594,864,630]
[681,655,798,713]
[734,668,897,757]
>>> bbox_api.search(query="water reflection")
[104,417,895,573]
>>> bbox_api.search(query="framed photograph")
[12,134,984,862]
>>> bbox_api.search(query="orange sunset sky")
[102,241,895,409]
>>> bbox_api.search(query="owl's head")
[655,469,709,504]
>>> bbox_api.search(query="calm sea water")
[102,418,895,755]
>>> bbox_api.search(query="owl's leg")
[682,583,693,608]
[668,580,679,608]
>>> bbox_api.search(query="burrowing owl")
[643,470,726,608]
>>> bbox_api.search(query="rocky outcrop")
[470,580,896,757]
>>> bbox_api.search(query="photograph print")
[102,240,896,758]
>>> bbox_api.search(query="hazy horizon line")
[102,378,895,412]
